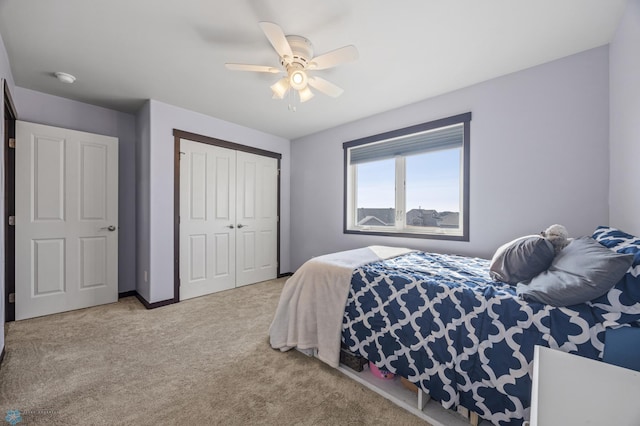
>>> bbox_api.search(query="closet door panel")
[236,151,278,286]
[179,139,236,300]
[215,156,232,220]
[179,139,278,297]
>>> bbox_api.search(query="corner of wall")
[134,101,152,301]
[608,0,640,236]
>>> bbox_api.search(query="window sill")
[344,228,468,241]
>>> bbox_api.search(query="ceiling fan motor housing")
[282,35,314,68]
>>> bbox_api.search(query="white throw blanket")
[269,246,414,367]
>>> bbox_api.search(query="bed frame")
[297,347,482,425]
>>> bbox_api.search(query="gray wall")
[290,46,611,270]
[141,100,291,303]
[0,37,14,89]
[12,87,137,293]
[135,101,151,301]
[609,0,640,236]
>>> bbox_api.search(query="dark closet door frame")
[173,129,284,303]
[3,80,17,324]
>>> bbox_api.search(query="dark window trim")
[343,229,469,241]
[343,112,471,242]
[343,112,471,149]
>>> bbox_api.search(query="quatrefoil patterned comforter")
[341,250,637,426]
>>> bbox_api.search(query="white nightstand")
[529,345,640,426]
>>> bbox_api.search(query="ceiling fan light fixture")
[270,77,289,99]
[289,70,307,90]
[298,86,314,103]
[226,22,357,105]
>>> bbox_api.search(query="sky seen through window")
[356,148,460,212]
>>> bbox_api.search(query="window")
[343,112,471,240]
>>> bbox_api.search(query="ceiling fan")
[225,22,358,103]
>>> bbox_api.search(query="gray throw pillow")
[516,236,634,306]
[489,235,555,284]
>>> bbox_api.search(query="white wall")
[290,46,611,270]
[143,100,291,303]
[12,88,138,293]
[609,0,640,237]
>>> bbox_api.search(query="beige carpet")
[0,278,427,425]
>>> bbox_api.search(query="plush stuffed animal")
[541,224,570,254]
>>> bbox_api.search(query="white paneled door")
[179,140,236,300]
[179,139,277,300]
[15,121,118,320]
[235,151,278,287]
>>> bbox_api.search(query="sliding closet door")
[235,151,278,287]
[179,139,236,300]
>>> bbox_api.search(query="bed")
[270,226,640,425]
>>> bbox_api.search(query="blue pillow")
[589,226,640,313]
[592,226,640,266]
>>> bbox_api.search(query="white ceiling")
[0,0,627,140]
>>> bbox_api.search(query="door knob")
[237,224,246,228]
[100,225,116,231]
[226,224,235,229]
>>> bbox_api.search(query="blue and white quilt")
[341,228,640,425]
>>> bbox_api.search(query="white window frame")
[343,112,471,241]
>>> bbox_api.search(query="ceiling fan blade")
[225,63,281,73]
[309,45,358,70]
[308,76,344,97]
[258,22,293,63]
